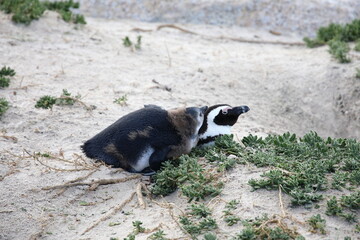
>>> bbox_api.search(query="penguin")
[81,105,207,175]
[197,104,250,146]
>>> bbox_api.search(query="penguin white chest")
[132,146,155,172]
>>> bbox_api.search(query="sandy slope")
[0,10,360,240]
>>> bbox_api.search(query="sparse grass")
[148,230,168,240]
[43,0,86,24]
[233,214,303,240]
[223,200,240,226]
[35,95,57,109]
[304,19,360,63]
[307,214,326,234]
[123,36,142,50]
[35,89,83,110]
[132,220,145,234]
[152,132,360,235]
[113,95,128,106]
[0,98,10,117]
[179,203,217,238]
[0,66,16,77]
[0,0,85,25]
[0,76,11,88]
[0,66,16,88]
[151,154,224,202]
[244,132,360,208]
[123,221,145,239]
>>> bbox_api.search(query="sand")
[1,6,360,240]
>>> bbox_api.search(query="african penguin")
[81,105,207,175]
[198,104,250,146]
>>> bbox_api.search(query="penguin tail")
[81,140,96,159]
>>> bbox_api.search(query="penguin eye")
[222,110,228,115]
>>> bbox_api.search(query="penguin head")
[198,104,250,146]
[185,106,208,134]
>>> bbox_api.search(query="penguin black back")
[81,105,207,174]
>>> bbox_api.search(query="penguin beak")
[229,105,250,116]
[200,106,208,114]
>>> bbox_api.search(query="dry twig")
[42,174,141,190]
[81,191,136,235]
[0,134,18,143]
[136,182,146,209]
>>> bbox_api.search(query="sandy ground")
[1,8,360,240]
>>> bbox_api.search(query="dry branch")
[0,134,18,143]
[156,24,305,46]
[0,168,19,181]
[81,191,136,235]
[136,182,146,209]
[42,174,141,190]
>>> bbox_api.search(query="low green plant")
[0,98,10,117]
[245,132,360,207]
[0,66,16,88]
[43,0,86,24]
[328,39,351,63]
[340,191,360,210]
[35,89,81,109]
[113,95,128,106]
[0,66,16,77]
[135,36,142,50]
[234,214,303,240]
[56,89,81,105]
[356,68,360,79]
[307,214,326,234]
[132,220,145,234]
[148,230,168,240]
[0,76,10,88]
[326,195,358,222]
[35,95,57,109]
[223,200,240,226]
[203,233,217,240]
[177,203,218,237]
[151,155,223,202]
[123,36,132,47]
[123,234,135,240]
[303,37,325,48]
[123,36,142,50]
[0,0,85,25]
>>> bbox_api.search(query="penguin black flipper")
[148,146,173,172]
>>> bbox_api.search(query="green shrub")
[328,39,351,63]
[0,0,85,25]
[35,95,57,109]
[0,0,45,25]
[307,214,326,234]
[0,66,16,88]
[303,19,360,63]
[0,98,9,117]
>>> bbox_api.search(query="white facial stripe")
[200,106,232,139]
[222,107,232,114]
[132,146,155,172]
